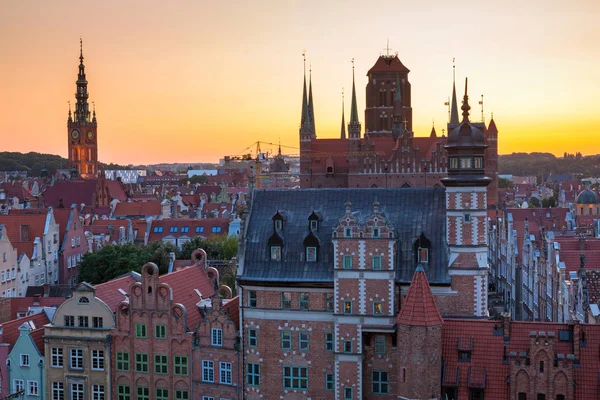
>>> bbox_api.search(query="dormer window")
[308,211,320,231]
[344,228,352,238]
[304,232,320,262]
[373,228,380,238]
[268,232,284,261]
[306,247,317,262]
[275,220,282,230]
[418,248,429,263]
[310,220,318,231]
[414,233,432,265]
[271,246,281,261]
[273,212,284,231]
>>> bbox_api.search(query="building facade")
[5,323,45,399]
[0,224,18,297]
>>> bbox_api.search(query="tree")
[498,178,512,189]
[528,196,541,208]
[179,235,238,261]
[541,197,557,208]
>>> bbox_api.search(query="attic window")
[169,226,178,233]
[273,212,284,230]
[344,228,352,238]
[415,233,432,264]
[310,220,318,231]
[306,247,317,262]
[271,246,281,261]
[275,220,282,230]
[78,297,90,304]
[373,228,380,238]
[195,227,204,233]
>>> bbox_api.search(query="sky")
[1,0,599,164]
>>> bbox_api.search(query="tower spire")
[308,65,316,136]
[461,77,471,122]
[340,89,346,139]
[299,52,310,134]
[348,58,361,137]
[68,101,72,123]
[74,38,90,123]
[450,58,459,124]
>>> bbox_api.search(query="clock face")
[87,131,93,140]
[70,129,80,140]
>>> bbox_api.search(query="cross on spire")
[384,39,392,57]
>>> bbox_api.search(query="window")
[135,323,147,338]
[344,340,353,353]
[344,387,353,399]
[64,315,74,327]
[181,226,189,233]
[556,395,565,400]
[78,316,88,327]
[71,383,84,400]
[275,219,282,230]
[418,247,429,263]
[310,220,318,231]
[343,255,353,269]
[117,385,130,400]
[271,246,281,261]
[154,226,163,233]
[212,226,222,233]
[20,353,30,367]
[344,300,352,314]
[91,349,104,370]
[70,348,83,369]
[344,227,352,238]
[136,387,149,400]
[27,380,38,396]
[247,363,260,386]
[174,355,188,375]
[13,379,24,393]
[464,213,471,222]
[373,227,380,238]
[202,360,214,382]
[374,335,386,354]
[92,384,105,400]
[169,226,178,233]
[211,328,223,346]
[460,157,473,169]
[325,332,334,351]
[51,348,63,367]
[373,301,383,315]
[283,366,308,390]
[135,353,149,373]
[156,388,169,400]
[325,293,334,311]
[518,394,527,400]
[281,331,292,349]
[281,292,291,309]
[92,317,103,328]
[470,388,485,400]
[155,324,166,339]
[248,328,258,347]
[299,332,309,351]
[539,360,544,374]
[52,382,64,400]
[299,292,309,310]
[175,390,189,400]
[372,255,382,270]
[195,226,204,233]
[220,362,232,384]
[248,290,257,308]
[116,352,129,371]
[325,373,334,391]
[78,296,89,304]
[155,354,168,374]
[372,370,389,394]
[306,246,317,262]
[458,349,472,362]
[474,157,483,169]
[537,395,545,400]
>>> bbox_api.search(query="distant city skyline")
[1,0,599,164]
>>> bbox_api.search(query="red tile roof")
[105,179,128,201]
[113,201,161,217]
[0,312,50,352]
[223,296,239,330]
[195,185,222,197]
[42,180,99,208]
[0,211,50,257]
[396,265,442,326]
[53,208,75,243]
[0,297,66,322]
[94,274,141,312]
[29,327,45,356]
[367,55,410,74]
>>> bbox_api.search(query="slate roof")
[240,188,448,284]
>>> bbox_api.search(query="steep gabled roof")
[367,55,410,75]
[94,273,141,312]
[113,201,161,217]
[396,265,442,326]
[0,312,50,352]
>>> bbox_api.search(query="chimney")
[502,312,511,340]
[572,320,581,360]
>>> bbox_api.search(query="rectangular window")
[344,300,352,314]
[135,353,149,373]
[325,332,334,351]
[92,384,105,400]
[156,388,169,400]
[116,352,129,371]
[372,255,382,270]
[70,348,83,369]
[344,387,353,399]
[170,226,178,233]
[117,385,130,400]
[174,355,189,375]
[248,290,257,308]
[474,157,483,169]
[374,335,386,354]
[325,373,334,391]
[155,324,167,339]
[64,315,74,327]
[91,349,105,370]
[344,227,352,238]
[246,363,260,386]
[271,246,281,261]
[211,328,223,346]
[450,157,459,169]
[310,220,318,231]
[27,380,38,396]
[51,347,64,368]
[52,382,64,400]
[418,247,429,263]
[373,301,383,315]
[181,226,189,233]
[20,353,30,367]
[325,293,334,311]
[283,366,308,390]
[71,383,84,400]
[92,317,103,328]
[458,350,472,362]
[299,292,309,310]
[220,362,232,384]
[281,330,292,349]
[195,227,204,233]
[135,323,147,338]
[154,354,168,374]
[343,255,353,269]
[281,292,292,309]
[136,387,149,400]
[175,390,189,400]
[78,315,88,327]
[248,328,258,347]
[464,213,471,222]
[344,340,353,353]
[13,379,24,393]
[299,332,309,351]
[212,226,222,233]
[372,370,389,394]
[460,157,473,169]
[372,227,380,238]
[306,246,317,261]
[202,360,214,382]
[275,220,282,230]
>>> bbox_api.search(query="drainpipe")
[106,334,112,400]
[237,283,245,400]
[190,336,195,400]
[38,359,44,399]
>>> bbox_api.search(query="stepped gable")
[240,188,448,284]
[396,265,442,326]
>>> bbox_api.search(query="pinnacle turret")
[307,67,316,136]
[348,60,361,138]
[340,90,346,139]
[74,38,92,124]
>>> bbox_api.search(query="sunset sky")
[1,1,599,164]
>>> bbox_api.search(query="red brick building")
[298,53,499,206]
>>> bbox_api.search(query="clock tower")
[67,39,98,179]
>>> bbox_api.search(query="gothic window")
[379,90,386,107]
[414,233,432,265]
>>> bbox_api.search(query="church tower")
[67,39,98,179]
[441,78,491,317]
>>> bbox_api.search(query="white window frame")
[211,328,223,346]
[202,360,214,382]
[13,379,24,393]
[27,380,38,396]
[52,382,64,400]
[219,362,232,385]
[306,246,317,262]
[70,348,83,369]
[92,384,105,400]
[20,353,30,367]
[51,347,63,367]
[70,382,84,400]
[91,349,104,370]
[270,246,281,261]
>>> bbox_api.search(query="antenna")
[479,94,484,123]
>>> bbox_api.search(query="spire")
[92,102,97,123]
[299,53,310,134]
[430,121,437,138]
[68,101,72,123]
[348,59,361,136]
[450,59,459,124]
[308,66,316,136]
[340,89,346,139]
[396,265,443,327]
[74,38,90,123]
[461,77,471,122]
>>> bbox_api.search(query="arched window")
[78,296,89,304]
[414,233,432,265]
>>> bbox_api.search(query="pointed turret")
[68,101,72,123]
[307,67,316,136]
[299,58,310,135]
[396,265,443,326]
[450,63,459,125]
[340,90,346,139]
[487,116,498,136]
[74,38,91,124]
[348,60,361,139]
[430,124,437,138]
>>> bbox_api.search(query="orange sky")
[1,1,599,164]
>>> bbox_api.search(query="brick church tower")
[67,39,98,179]
[441,78,491,317]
